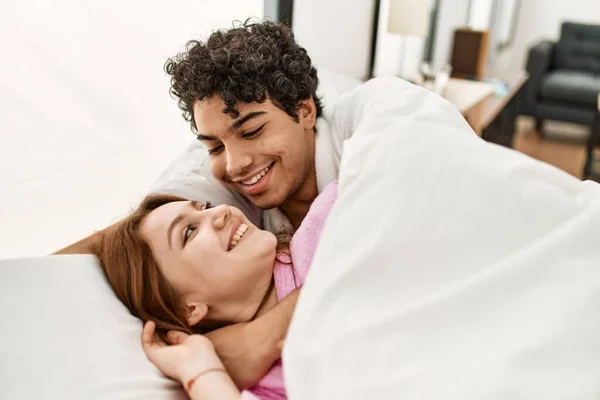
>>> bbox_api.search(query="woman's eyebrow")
[167,215,184,249]
[166,202,203,248]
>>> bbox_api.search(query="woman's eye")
[204,201,212,210]
[242,124,265,139]
[208,145,224,155]
[184,226,196,243]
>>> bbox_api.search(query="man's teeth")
[242,165,271,185]
[229,224,248,250]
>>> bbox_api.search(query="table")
[442,73,529,148]
[478,73,528,148]
[583,93,600,179]
[443,78,494,127]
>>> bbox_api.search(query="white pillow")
[0,255,185,400]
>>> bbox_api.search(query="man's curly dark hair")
[164,20,323,133]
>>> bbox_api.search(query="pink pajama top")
[241,181,339,400]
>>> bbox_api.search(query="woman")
[91,181,339,399]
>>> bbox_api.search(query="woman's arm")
[205,289,300,389]
[180,357,240,400]
[142,321,241,399]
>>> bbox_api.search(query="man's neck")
[278,125,319,229]
[279,172,318,229]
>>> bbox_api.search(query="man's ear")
[184,302,208,327]
[298,97,317,130]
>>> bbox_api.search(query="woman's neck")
[253,279,279,319]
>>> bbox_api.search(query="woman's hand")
[205,289,300,389]
[141,321,224,384]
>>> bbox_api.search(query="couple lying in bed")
[88,20,471,399]
[86,20,401,400]
[85,18,600,399]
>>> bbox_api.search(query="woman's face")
[140,201,277,325]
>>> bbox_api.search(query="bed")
[3,1,600,399]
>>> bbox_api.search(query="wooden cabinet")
[450,29,490,80]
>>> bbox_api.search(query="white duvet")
[284,86,600,398]
[3,1,600,396]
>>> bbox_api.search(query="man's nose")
[225,145,253,176]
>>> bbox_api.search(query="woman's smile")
[229,223,248,251]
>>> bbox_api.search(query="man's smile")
[230,161,276,196]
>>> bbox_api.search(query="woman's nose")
[211,205,231,230]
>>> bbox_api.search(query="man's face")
[193,96,317,210]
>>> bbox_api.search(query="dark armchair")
[521,22,600,133]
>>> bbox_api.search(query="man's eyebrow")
[230,111,266,130]
[195,111,266,140]
[167,215,185,249]
[196,134,217,141]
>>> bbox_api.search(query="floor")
[512,117,589,180]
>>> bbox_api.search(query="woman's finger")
[141,321,156,350]
[142,321,167,348]
[166,330,189,345]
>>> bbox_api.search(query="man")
[164,21,323,230]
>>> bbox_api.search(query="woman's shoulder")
[324,180,339,195]
[293,180,338,244]
[315,180,338,209]
[288,181,338,286]
[303,180,338,225]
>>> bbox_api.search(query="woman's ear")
[299,97,317,131]
[184,302,208,327]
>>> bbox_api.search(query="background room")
[1,0,600,258]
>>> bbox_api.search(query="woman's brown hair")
[90,194,195,338]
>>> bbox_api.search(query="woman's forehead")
[140,201,189,243]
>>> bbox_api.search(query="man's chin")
[247,194,282,210]
[226,181,285,210]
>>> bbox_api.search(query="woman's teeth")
[242,164,271,186]
[229,224,248,250]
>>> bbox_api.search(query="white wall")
[263,0,278,20]
[293,0,469,81]
[373,0,427,79]
[374,0,471,79]
[490,0,600,76]
[0,0,263,258]
[292,0,375,80]
[431,0,470,68]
